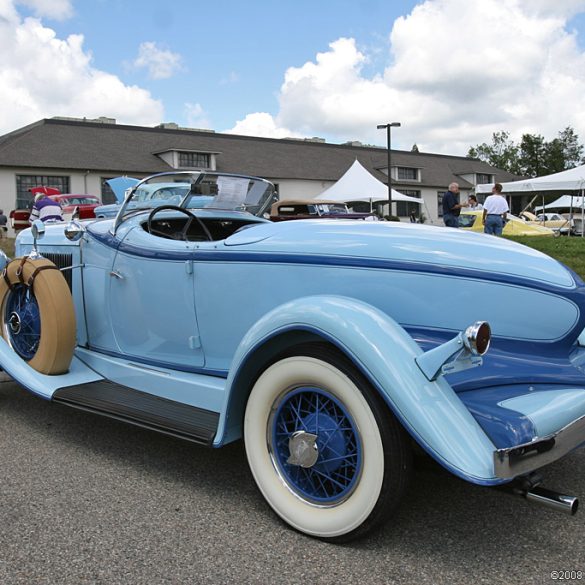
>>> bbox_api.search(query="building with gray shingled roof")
[0,117,521,228]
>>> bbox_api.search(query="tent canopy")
[534,195,585,212]
[476,163,585,193]
[318,160,422,204]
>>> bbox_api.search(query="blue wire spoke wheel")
[244,346,411,541]
[270,387,362,504]
[4,284,41,361]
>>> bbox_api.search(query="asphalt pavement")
[1,381,584,585]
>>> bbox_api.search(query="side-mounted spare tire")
[0,257,76,374]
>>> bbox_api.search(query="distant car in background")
[459,210,556,236]
[9,208,33,231]
[94,182,191,218]
[270,199,378,221]
[51,194,101,221]
[519,211,571,235]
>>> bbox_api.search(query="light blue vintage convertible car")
[1,170,584,541]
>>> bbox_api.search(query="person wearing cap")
[482,183,509,236]
[29,193,63,224]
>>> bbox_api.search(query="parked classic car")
[519,211,571,235]
[51,194,101,221]
[1,170,584,541]
[95,181,190,218]
[270,199,377,221]
[459,210,556,236]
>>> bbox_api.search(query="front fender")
[217,294,499,484]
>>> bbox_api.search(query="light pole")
[377,122,401,217]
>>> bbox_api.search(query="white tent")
[534,195,585,212]
[318,160,422,204]
[476,163,585,193]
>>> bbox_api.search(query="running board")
[53,381,219,446]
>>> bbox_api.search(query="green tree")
[468,127,585,177]
[546,127,584,173]
[467,131,521,173]
[518,133,546,177]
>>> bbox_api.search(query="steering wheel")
[146,205,213,242]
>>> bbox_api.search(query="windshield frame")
[111,171,275,236]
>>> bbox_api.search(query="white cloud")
[0,3,164,134]
[133,41,182,80]
[184,102,211,129]
[228,112,302,139]
[227,0,585,155]
[16,0,73,20]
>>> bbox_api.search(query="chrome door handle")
[109,270,124,280]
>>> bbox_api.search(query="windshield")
[315,203,349,215]
[113,171,275,233]
[60,196,100,205]
[458,214,477,228]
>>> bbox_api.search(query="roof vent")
[51,116,116,124]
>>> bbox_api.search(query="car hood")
[225,219,575,289]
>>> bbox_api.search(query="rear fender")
[217,294,499,484]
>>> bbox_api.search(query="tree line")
[467,127,585,177]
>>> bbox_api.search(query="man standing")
[482,183,509,236]
[442,182,467,227]
[29,193,63,224]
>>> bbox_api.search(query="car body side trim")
[85,227,582,298]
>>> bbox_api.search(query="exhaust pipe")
[523,486,579,516]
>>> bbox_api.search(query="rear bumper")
[494,413,585,478]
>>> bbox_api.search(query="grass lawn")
[1,233,584,280]
[0,237,15,259]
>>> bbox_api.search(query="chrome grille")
[42,252,73,290]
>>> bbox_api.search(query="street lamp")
[377,122,401,216]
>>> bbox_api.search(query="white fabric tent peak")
[318,160,422,203]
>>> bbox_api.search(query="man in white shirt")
[482,183,509,236]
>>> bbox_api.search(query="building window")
[179,152,211,168]
[15,175,70,209]
[396,167,419,181]
[437,191,446,217]
[396,190,421,217]
[100,178,117,204]
[476,173,492,184]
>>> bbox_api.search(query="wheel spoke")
[5,284,41,361]
[271,386,361,504]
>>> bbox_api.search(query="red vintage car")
[49,194,101,220]
[10,189,101,230]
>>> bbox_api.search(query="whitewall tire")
[244,345,411,541]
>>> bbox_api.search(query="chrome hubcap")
[8,312,21,335]
[287,431,319,468]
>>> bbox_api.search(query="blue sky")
[3,0,585,154]
[39,0,418,130]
